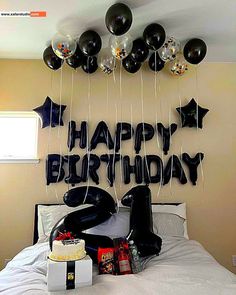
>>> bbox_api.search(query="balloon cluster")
[43,3,207,75]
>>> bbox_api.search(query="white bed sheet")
[0,237,236,295]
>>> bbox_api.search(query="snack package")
[97,247,114,275]
[113,238,132,275]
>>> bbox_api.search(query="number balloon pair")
[49,185,162,263]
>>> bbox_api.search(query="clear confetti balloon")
[158,37,180,62]
[51,33,76,60]
[109,34,132,60]
[98,48,116,74]
[169,54,188,76]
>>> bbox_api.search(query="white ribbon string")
[156,72,162,199]
[177,76,184,180]
[105,75,111,188]
[45,71,54,199]
[113,103,119,213]
[169,108,173,198]
[130,103,135,189]
[195,65,205,190]
[83,68,91,204]
[140,68,150,184]
[119,61,123,188]
[55,64,64,204]
[67,69,75,191]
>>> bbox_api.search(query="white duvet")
[0,237,236,295]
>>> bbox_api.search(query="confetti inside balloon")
[169,54,188,76]
[109,34,132,60]
[98,48,116,74]
[51,32,76,60]
[159,37,180,62]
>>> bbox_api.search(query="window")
[0,112,39,163]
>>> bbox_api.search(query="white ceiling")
[0,0,235,61]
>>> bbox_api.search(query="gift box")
[47,255,92,291]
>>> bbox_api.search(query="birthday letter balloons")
[105,3,133,36]
[143,23,166,50]
[183,38,207,64]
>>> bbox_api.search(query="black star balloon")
[176,98,209,128]
[33,96,67,128]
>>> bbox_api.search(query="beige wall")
[0,60,235,273]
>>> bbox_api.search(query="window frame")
[0,111,40,163]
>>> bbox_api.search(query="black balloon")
[130,38,149,62]
[121,185,162,257]
[182,153,204,185]
[149,51,165,72]
[79,30,102,56]
[64,155,81,185]
[81,154,101,185]
[82,56,98,74]
[100,154,121,187]
[43,46,63,70]
[143,23,166,50]
[68,121,87,151]
[122,55,141,73]
[46,154,65,185]
[176,98,209,128]
[163,155,187,185]
[33,96,66,128]
[135,123,155,154]
[90,121,114,150]
[157,123,177,155]
[115,122,134,152]
[123,155,143,184]
[63,186,116,213]
[105,3,133,36]
[143,155,163,184]
[183,38,207,65]
[66,44,83,69]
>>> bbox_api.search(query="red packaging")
[97,247,114,275]
[113,238,132,275]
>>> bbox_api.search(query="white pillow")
[37,204,91,243]
[152,203,189,239]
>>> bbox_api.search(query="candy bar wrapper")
[97,247,114,275]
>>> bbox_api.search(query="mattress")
[0,236,236,295]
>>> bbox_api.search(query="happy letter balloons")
[183,38,207,64]
[105,3,133,36]
[143,23,166,51]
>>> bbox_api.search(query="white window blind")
[0,112,39,163]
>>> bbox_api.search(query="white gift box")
[47,255,92,291]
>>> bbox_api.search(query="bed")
[0,203,236,295]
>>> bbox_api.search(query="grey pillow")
[152,212,185,237]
